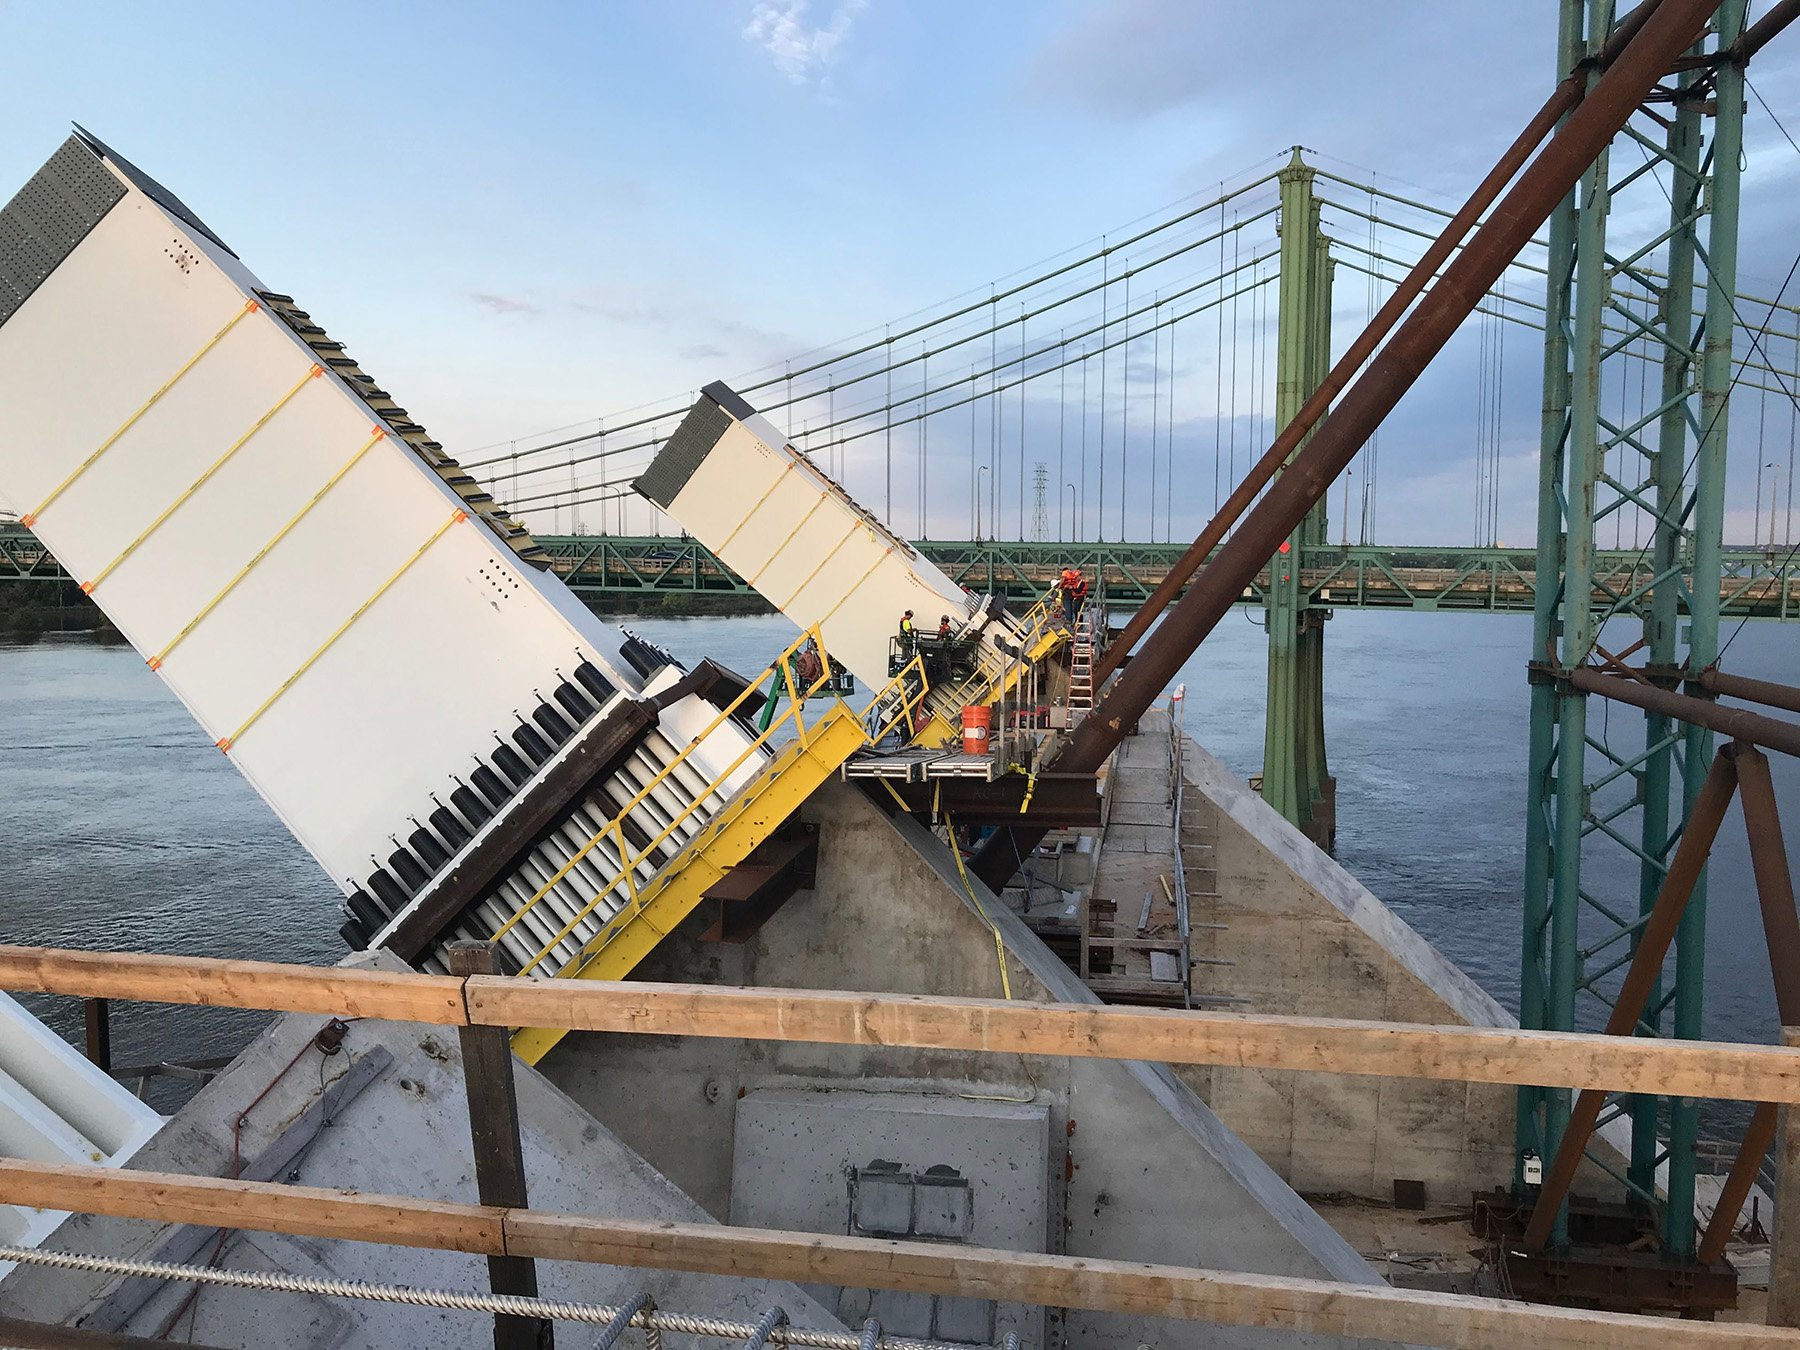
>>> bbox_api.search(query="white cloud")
[743,0,868,87]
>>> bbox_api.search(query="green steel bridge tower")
[1520,0,1749,1256]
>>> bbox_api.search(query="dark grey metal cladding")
[633,382,754,508]
[72,124,237,259]
[0,136,126,331]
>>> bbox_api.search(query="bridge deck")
[4,527,1796,620]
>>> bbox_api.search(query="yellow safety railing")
[922,582,1067,725]
[863,653,932,743]
[494,627,933,976]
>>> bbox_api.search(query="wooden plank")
[0,1159,1790,1350]
[5,944,1800,1102]
[467,978,1800,1104]
[0,946,467,1025]
[0,1313,227,1349]
[445,943,551,1350]
[504,1211,1796,1350]
[0,1159,506,1255]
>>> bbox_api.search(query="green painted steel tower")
[1262,150,1337,850]
[1519,0,1746,1257]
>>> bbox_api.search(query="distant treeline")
[0,583,120,643]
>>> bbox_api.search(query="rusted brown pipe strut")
[1699,666,1800,716]
[973,0,1728,891]
[1571,668,1800,758]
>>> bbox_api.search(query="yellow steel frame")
[911,583,1068,746]
[509,636,933,1064]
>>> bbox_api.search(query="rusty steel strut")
[972,0,1728,891]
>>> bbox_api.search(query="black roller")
[533,702,573,744]
[388,847,430,893]
[492,743,532,787]
[574,661,615,704]
[554,681,596,723]
[619,628,683,679]
[513,722,552,765]
[472,764,514,809]
[346,889,388,932]
[367,866,411,913]
[430,806,472,848]
[409,827,451,870]
[451,784,494,828]
[339,917,370,951]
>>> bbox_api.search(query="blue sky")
[3,2,1798,544]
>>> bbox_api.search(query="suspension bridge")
[0,0,1795,1306]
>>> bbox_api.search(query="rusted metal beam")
[1520,747,1740,1252]
[1736,0,1800,59]
[1572,668,1800,756]
[1700,666,1800,716]
[1093,1,1671,683]
[1740,743,1800,1020]
[1698,1100,1777,1264]
[974,0,1726,891]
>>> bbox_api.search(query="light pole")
[976,465,988,542]
[1770,462,1784,550]
[1066,483,1077,544]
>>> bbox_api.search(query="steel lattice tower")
[1520,0,1747,1256]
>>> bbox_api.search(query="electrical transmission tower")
[1031,464,1049,542]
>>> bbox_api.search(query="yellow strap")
[218,508,464,752]
[151,428,388,671]
[715,461,794,556]
[943,808,1012,1000]
[779,520,860,610]
[23,300,258,527]
[746,491,830,588]
[85,365,323,596]
[816,547,892,628]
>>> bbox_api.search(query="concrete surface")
[1177,730,1622,1203]
[0,951,840,1350]
[731,1089,1050,1346]
[543,776,1394,1350]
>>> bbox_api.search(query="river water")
[1,609,1795,1118]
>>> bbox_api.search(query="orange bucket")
[961,704,992,755]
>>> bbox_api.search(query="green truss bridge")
[4,526,1794,621]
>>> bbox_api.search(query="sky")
[2,1,1798,546]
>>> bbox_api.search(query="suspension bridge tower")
[1520,0,1748,1261]
[1261,149,1337,849]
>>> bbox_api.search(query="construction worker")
[898,609,915,654]
[1059,567,1087,626]
[937,615,953,641]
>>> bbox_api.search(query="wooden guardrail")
[0,1159,1793,1350]
[3,943,1800,1350]
[0,945,1796,1103]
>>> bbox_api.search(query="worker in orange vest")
[1058,567,1087,626]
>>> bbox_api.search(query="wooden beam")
[469,978,1800,1104]
[0,1160,505,1255]
[4,944,1800,1103]
[0,1314,226,1349]
[445,942,552,1350]
[0,946,468,1025]
[0,1159,1793,1350]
